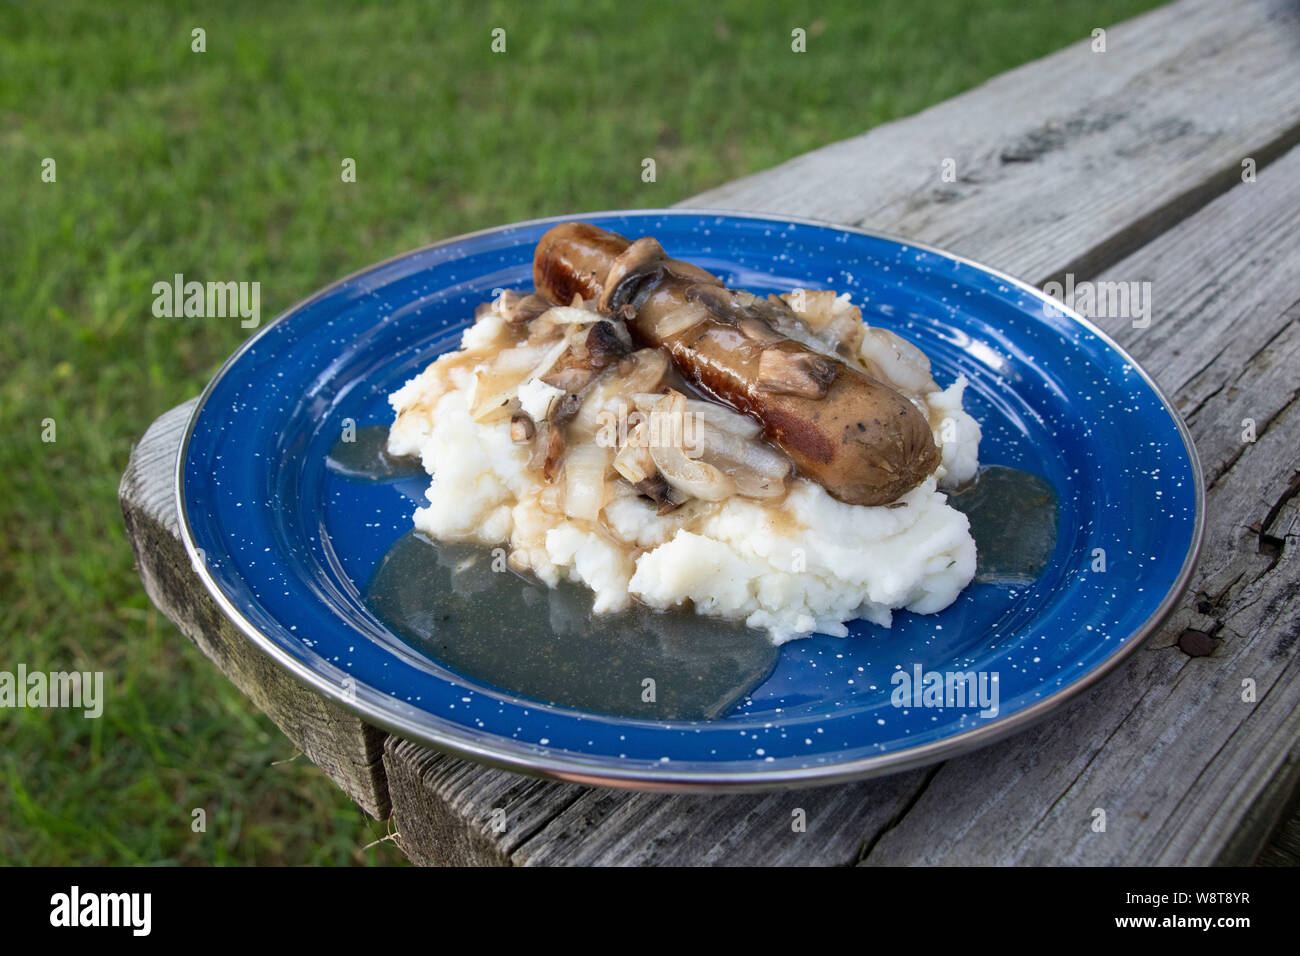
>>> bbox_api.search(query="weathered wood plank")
[688,0,1300,287]
[858,142,1300,867]
[384,739,586,866]
[512,769,932,867]
[384,728,931,866]
[1256,799,1300,867]
[119,401,390,818]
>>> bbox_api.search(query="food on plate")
[387,223,982,643]
[534,222,940,507]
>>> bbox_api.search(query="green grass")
[0,0,1164,865]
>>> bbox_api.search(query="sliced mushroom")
[540,320,632,396]
[510,411,535,443]
[634,473,685,514]
[573,349,668,437]
[585,320,632,367]
[755,346,836,399]
[684,283,739,324]
[529,422,566,482]
[663,258,724,287]
[598,237,669,314]
[489,290,553,324]
[736,314,786,346]
[553,390,584,426]
[542,365,595,394]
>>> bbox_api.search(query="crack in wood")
[1207,390,1300,491]
[854,764,942,865]
[1239,303,1300,370]
[1257,471,1300,556]
[1036,117,1300,288]
[1183,379,1228,423]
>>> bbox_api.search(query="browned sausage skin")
[531,222,940,506]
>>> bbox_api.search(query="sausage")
[532,222,940,506]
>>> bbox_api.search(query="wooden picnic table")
[121,0,1300,865]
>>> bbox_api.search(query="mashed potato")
[388,303,981,645]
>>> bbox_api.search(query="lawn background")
[0,0,1163,865]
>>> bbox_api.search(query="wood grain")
[688,0,1300,288]
[119,401,390,818]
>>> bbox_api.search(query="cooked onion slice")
[632,391,791,500]
[612,421,656,484]
[469,335,571,423]
[646,393,737,501]
[857,327,938,403]
[563,443,610,522]
[729,470,786,499]
[649,442,737,502]
[528,333,575,382]
[538,305,599,326]
[529,422,565,481]
[651,301,710,339]
[779,290,865,356]
[469,372,525,423]
[537,483,564,515]
[696,424,790,478]
[686,398,762,439]
[696,422,791,499]
[574,349,668,436]
[630,393,761,439]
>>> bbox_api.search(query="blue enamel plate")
[178,210,1203,790]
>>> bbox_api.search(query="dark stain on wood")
[1177,628,1216,657]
